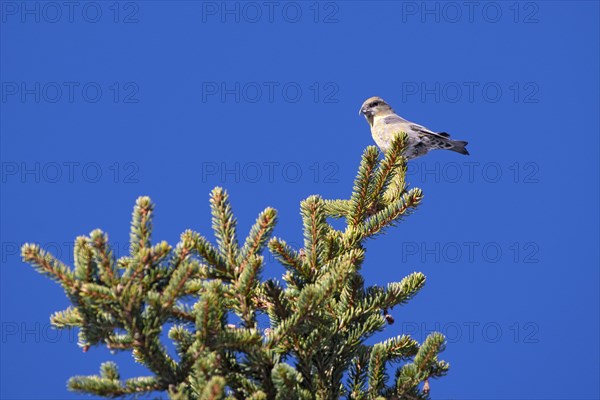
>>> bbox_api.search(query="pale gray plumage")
[359,96,469,160]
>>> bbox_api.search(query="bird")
[359,96,469,160]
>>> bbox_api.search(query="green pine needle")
[20,141,450,399]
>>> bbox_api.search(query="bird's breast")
[371,120,392,151]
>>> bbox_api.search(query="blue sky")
[1,1,599,399]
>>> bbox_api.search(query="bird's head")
[359,96,394,126]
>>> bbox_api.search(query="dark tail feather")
[451,140,469,155]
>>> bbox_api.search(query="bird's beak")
[359,106,367,116]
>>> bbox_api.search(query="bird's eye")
[371,102,379,107]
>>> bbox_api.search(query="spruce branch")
[395,333,449,398]
[240,207,277,264]
[199,376,226,400]
[349,146,380,226]
[161,259,199,310]
[74,236,98,283]
[50,306,83,328]
[89,229,118,286]
[364,272,427,313]
[68,362,164,396]
[367,343,389,396]
[362,188,424,238]
[130,196,154,256]
[187,230,229,279]
[348,346,370,400]
[233,254,263,327]
[371,134,408,202]
[21,138,451,399]
[300,195,330,274]
[271,363,312,400]
[210,187,240,266]
[21,243,78,293]
[268,238,310,282]
[323,199,351,219]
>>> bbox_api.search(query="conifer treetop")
[22,133,448,399]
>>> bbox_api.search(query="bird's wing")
[383,116,451,139]
[381,115,412,138]
[409,123,451,139]
[383,115,408,125]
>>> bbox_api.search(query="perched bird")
[359,96,469,160]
